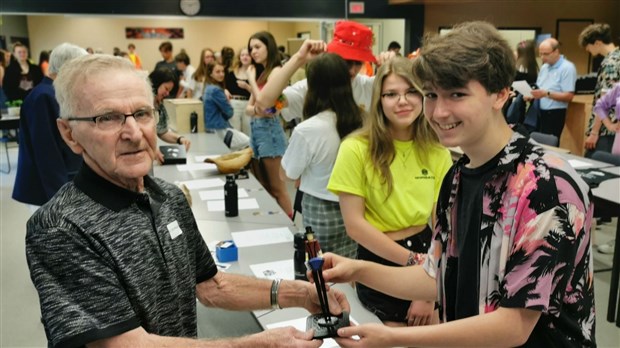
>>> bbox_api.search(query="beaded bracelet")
[406,251,425,266]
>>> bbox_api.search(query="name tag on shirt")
[167,220,183,240]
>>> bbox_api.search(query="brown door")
[556,19,593,75]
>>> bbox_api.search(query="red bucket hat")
[327,21,376,63]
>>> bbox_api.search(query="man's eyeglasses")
[381,89,421,103]
[66,107,156,131]
[539,48,557,57]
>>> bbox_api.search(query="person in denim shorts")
[245,31,293,217]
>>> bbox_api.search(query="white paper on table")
[206,198,259,212]
[250,259,294,280]
[180,178,225,190]
[568,159,593,169]
[176,162,219,172]
[511,80,534,98]
[266,316,359,348]
[231,227,294,247]
[194,154,224,162]
[199,188,249,201]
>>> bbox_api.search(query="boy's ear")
[57,119,84,155]
[494,87,511,110]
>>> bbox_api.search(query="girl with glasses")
[328,57,452,327]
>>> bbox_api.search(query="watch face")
[180,0,201,16]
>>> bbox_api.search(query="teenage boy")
[579,23,620,157]
[319,21,595,347]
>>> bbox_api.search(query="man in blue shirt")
[12,43,86,208]
[530,38,577,139]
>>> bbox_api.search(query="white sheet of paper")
[511,80,534,98]
[199,188,249,201]
[231,227,294,247]
[568,159,593,169]
[207,198,259,212]
[181,178,224,190]
[194,154,224,162]
[266,316,359,348]
[176,162,219,172]
[250,259,294,280]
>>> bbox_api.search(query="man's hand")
[406,300,434,326]
[303,281,350,315]
[530,89,547,99]
[335,323,395,348]
[250,327,322,348]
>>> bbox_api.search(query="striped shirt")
[26,164,217,347]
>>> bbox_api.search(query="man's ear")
[494,87,511,110]
[57,119,84,155]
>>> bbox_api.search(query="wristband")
[176,136,184,145]
[406,251,415,266]
[270,278,282,309]
[406,251,425,266]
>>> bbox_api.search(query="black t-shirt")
[224,70,250,98]
[445,150,503,321]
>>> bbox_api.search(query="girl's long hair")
[303,53,363,139]
[357,57,440,196]
[248,31,281,85]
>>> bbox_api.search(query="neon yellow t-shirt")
[327,136,452,232]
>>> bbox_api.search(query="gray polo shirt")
[26,164,217,348]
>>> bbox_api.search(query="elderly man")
[13,43,86,208]
[26,54,348,348]
[530,38,577,138]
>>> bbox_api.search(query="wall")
[423,0,620,73]
[357,18,406,54]
[26,16,308,72]
[25,16,405,71]
[0,15,29,51]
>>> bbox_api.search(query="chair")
[0,135,10,174]
[529,132,559,147]
[590,150,620,166]
[0,130,18,174]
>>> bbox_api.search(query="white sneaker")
[597,240,615,254]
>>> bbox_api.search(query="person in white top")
[277,20,377,123]
[277,52,364,258]
[186,48,215,100]
[174,51,195,98]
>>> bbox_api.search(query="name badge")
[167,220,183,240]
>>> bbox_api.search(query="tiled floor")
[1,144,619,347]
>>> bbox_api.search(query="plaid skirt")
[301,193,357,259]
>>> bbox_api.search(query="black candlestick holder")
[305,257,350,339]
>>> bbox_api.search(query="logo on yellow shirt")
[415,168,434,180]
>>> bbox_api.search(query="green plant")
[5,100,23,108]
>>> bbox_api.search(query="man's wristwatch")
[176,136,184,145]
[546,90,551,98]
